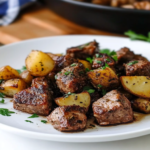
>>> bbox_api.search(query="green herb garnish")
[101,63,110,70]
[124,30,150,42]
[127,61,138,66]
[41,120,47,124]
[64,71,71,76]
[85,68,90,73]
[16,66,27,74]
[70,63,76,67]
[0,79,4,84]
[101,89,107,96]
[55,75,57,80]
[86,57,93,64]
[0,93,5,98]
[96,60,102,64]
[0,99,5,104]
[97,84,102,88]
[106,58,110,62]
[0,108,15,116]
[100,49,118,61]
[28,114,39,118]
[64,92,75,98]
[25,120,33,123]
[83,86,95,94]
[95,54,99,58]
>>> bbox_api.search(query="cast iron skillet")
[42,0,150,34]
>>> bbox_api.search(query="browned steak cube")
[92,90,133,125]
[92,53,115,69]
[133,54,148,62]
[66,41,99,60]
[117,47,135,63]
[47,53,77,72]
[13,77,53,116]
[124,60,150,76]
[56,63,87,93]
[47,106,87,132]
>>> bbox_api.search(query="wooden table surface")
[0,5,121,44]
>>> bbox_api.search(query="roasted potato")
[20,70,33,85]
[87,67,119,90]
[120,76,150,98]
[78,59,92,70]
[0,79,27,97]
[55,92,91,111]
[26,50,55,76]
[132,98,150,114]
[0,65,20,80]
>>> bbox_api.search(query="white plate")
[0,35,150,143]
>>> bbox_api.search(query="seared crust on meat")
[47,106,87,132]
[13,77,53,116]
[56,63,87,93]
[66,41,99,60]
[92,90,133,125]
[124,60,150,76]
[92,53,115,69]
[117,47,135,63]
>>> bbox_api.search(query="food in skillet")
[75,0,150,11]
[0,40,150,132]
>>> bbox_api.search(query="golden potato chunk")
[132,98,150,114]
[120,76,150,98]
[20,70,33,85]
[78,59,92,70]
[55,92,91,111]
[0,65,20,80]
[87,67,119,90]
[0,79,27,97]
[26,50,55,76]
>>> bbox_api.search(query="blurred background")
[0,0,150,45]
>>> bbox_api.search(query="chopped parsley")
[0,99,5,103]
[16,66,27,74]
[70,63,76,67]
[86,57,93,64]
[0,79,4,84]
[96,60,102,64]
[28,114,39,118]
[97,84,102,88]
[101,89,107,96]
[25,120,33,123]
[85,68,90,73]
[64,71,71,76]
[55,75,57,80]
[127,61,138,66]
[101,63,110,70]
[83,86,95,94]
[100,49,118,61]
[95,54,99,58]
[0,108,15,116]
[124,30,150,42]
[106,58,110,62]
[0,93,5,98]
[64,92,75,98]
[41,120,47,124]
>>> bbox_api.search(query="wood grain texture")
[0,6,120,44]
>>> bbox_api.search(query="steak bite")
[13,77,53,116]
[47,106,87,132]
[92,90,133,125]
[56,63,87,94]
[66,41,99,60]
[117,47,135,63]
[92,53,115,69]
[124,60,150,76]
[47,53,77,72]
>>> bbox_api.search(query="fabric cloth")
[0,0,36,26]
